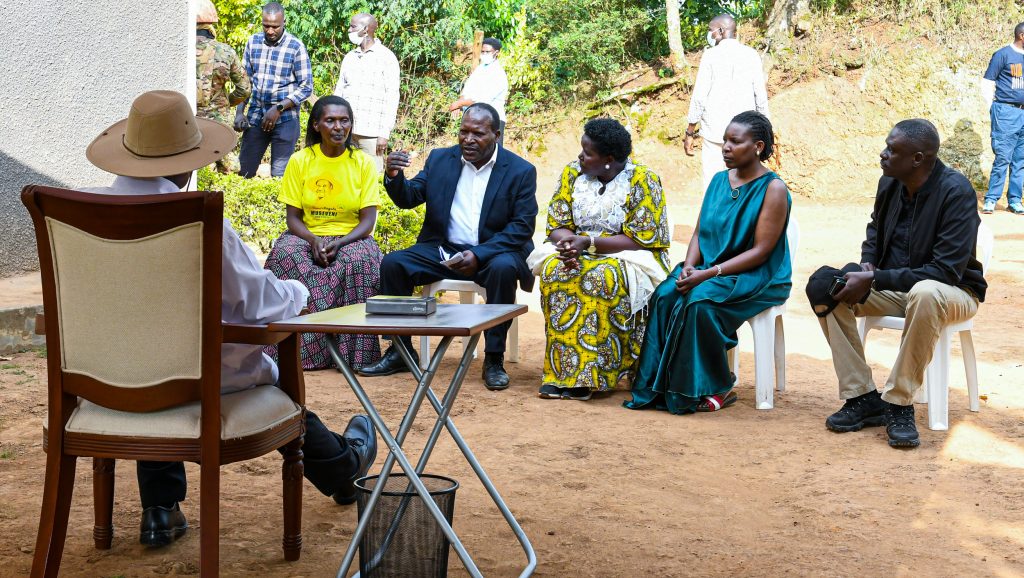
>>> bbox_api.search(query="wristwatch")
[586,234,597,254]
[276,103,284,112]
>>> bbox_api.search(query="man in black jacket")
[357,104,538,390]
[817,118,987,448]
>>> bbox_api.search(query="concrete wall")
[1,2,193,278]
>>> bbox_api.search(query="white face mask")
[349,28,365,46]
[706,30,718,47]
[480,53,495,65]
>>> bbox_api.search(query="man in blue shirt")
[981,22,1024,214]
[234,2,312,178]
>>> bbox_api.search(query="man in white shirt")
[684,14,770,191]
[334,12,401,172]
[449,37,509,147]
[82,90,377,548]
[359,104,538,391]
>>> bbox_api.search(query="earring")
[604,164,610,170]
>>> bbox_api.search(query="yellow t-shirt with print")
[278,144,380,236]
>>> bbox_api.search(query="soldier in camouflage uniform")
[196,0,250,173]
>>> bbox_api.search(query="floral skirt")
[264,233,382,370]
[539,253,646,391]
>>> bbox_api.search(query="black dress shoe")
[357,345,413,377]
[482,353,510,391]
[885,402,920,448]
[332,415,378,505]
[139,502,187,547]
[826,389,886,432]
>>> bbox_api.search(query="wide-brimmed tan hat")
[87,90,237,178]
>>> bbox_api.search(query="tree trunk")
[665,0,686,71]
[766,0,810,44]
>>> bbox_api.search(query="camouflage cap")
[197,0,218,24]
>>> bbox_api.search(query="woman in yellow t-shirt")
[264,95,383,370]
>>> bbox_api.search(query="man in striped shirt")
[234,2,312,178]
[334,12,401,173]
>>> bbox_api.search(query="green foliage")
[212,0,263,54]
[513,0,653,100]
[196,167,423,256]
[210,0,771,145]
[281,0,526,149]
[199,168,286,253]
[374,177,425,255]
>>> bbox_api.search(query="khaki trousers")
[818,279,978,405]
[352,134,383,173]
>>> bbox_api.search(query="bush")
[198,167,285,253]
[197,167,424,255]
[375,185,425,254]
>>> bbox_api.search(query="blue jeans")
[238,117,300,178]
[986,102,1024,204]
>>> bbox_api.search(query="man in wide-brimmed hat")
[84,90,377,547]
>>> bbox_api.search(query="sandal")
[696,390,737,412]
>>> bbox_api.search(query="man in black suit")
[358,103,538,390]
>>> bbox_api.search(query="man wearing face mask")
[684,14,770,192]
[234,2,312,178]
[449,38,509,147]
[334,12,400,173]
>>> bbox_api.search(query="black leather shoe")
[357,345,412,377]
[332,415,378,505]
[826,389,886,432]
[483,353,510,391]
[139,503,187,547]
[885,402,920,448]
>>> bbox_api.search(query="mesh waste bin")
[355,473,459,578]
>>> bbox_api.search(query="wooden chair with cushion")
[22,185,306,577]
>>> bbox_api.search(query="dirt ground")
[2,175,1023,576]
[3,58,1024,576]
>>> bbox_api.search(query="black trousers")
[137,409,355,508]
[238,117,300,178]
[379,242,519,353]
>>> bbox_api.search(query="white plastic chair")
[856,223,993,431]
[418,280,520,369]
[727,217,800,410]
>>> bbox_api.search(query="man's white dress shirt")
[448,147,498,246]
[687,38,770,144]
[335,39,401,138]
[82,176,310,393]
[461,60,509,121]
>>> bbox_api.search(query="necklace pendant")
[730,187,740,200]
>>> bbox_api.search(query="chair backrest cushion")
[46,217,203,387]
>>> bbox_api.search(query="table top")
[268,303,527,336]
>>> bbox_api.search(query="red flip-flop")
[697,390,738,412]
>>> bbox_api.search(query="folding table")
[270,303,536,577]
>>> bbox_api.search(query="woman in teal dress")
[625,111,791,414]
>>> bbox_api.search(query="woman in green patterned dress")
[527,118,671,401]
[625,111,791,414]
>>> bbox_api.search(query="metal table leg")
[330,332,536,577]
[331,336,486,578]
[391,339,537,578]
